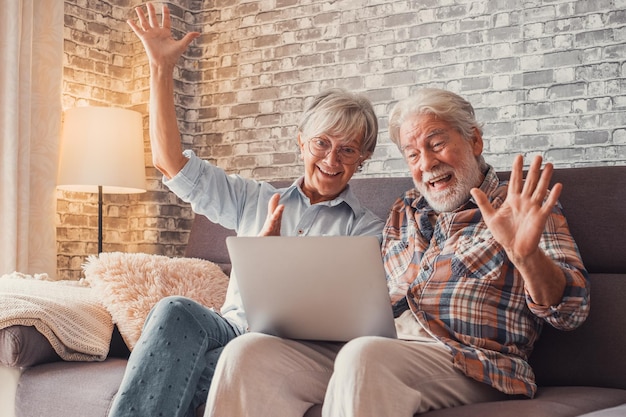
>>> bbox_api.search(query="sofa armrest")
[0,324,130,369]
[0,325,60,368]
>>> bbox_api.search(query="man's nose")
[419,150,438,172]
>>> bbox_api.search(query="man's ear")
[471,127,483,157]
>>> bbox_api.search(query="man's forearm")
[514,248,567,307]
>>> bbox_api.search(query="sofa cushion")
[419,387,626,417]
[577,404,626,416]
[530,273,626,390]
[16,359,127,417]
[303,387,626,417]
[548,166,626,274]
[0,325,60,367]
[185,214,236,275]
[83,252,229,350]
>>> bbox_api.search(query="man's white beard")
[415,156,484,213]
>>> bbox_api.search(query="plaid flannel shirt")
[382,166,590,397]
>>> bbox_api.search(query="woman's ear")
[355,151,372,173]
[297,133,305,159]
[361,151,373,161]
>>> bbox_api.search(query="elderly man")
[203,88,590,417]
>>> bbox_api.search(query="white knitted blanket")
[0,273,113,361]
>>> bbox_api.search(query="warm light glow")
[57,107,146,194]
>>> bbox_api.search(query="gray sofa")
[2,165,626,417]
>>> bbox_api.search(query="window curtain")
[0,0,63,278]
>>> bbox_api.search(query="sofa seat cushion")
[15,358,127,417]
[420,386,626,417]
[577,404,626,416]
[302,387,626,417]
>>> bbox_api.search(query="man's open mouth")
[428,173,452,189]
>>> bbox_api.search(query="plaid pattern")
[382,167,590,397]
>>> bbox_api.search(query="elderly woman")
[108,3,383,417]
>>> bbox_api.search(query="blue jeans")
[108,296,238,417]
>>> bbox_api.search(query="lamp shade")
[57,106,146,194]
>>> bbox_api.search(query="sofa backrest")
[184,166,626,390]
[186,166,626,273]
[547,166,626,274]
[526,165,626,390]
[184,177,415,274]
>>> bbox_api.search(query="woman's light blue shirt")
[164,150,384,334]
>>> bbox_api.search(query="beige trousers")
[204,312,509,417]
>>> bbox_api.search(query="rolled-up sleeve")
[526,207,590,331]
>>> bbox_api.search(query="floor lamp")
[57,107,146,254]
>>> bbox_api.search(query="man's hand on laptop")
[259,193,285,236]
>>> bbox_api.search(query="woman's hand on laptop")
[259,193,285,236]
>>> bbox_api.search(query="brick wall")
[58,0,626,280]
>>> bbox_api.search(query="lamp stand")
[98,185,103,254]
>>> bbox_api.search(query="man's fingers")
[508,154,524,194]
[521,155,542,197]
[533,161,554,203]
[470,188,495,220]
[541,183,562,215]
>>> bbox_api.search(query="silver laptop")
[226,235,397,342]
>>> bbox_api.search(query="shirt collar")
[288,176,364,215]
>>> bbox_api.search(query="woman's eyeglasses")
[307,137,362,165]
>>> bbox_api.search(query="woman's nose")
[323,148,341,165]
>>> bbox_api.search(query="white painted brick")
[418,9,435,23]
[493,75,511,90]
[519,120,539,134]
[584,14,605,29]
[493,13,510,27]
[492,43,512,58]
[520,54,544,71]
[524,22,545,38]
[58,0,626,280]
[555,67,575,83]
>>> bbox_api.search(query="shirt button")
[423,265,430,271]
[298,229,304,235]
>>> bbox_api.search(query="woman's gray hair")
[388,88,484,149]
[298,88,378,155]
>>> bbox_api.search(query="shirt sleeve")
[525,205,590,331]
[163,150,253,231]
